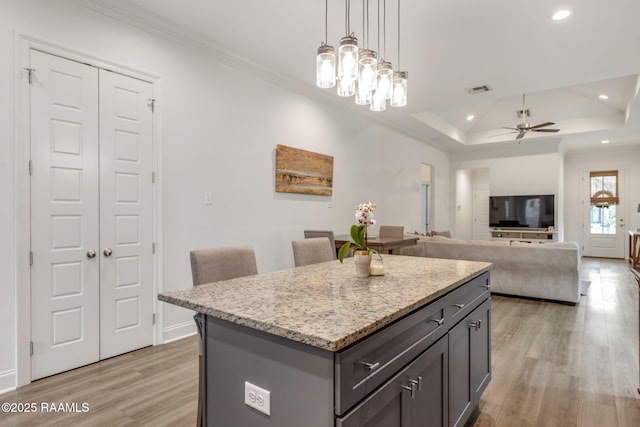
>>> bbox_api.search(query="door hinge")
[24,68,35,84]
[29,251,33,266]
[152,313,156,325]
[30,341,33,357]
[148,98,156,112]
[152,171,155,183]
[152,242,156,254]
[28,160,33,175]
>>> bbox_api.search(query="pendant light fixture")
[356,0,376,105]
[315,0,408,111]
[316,0,336,88]
[391,0,407,107]
[337,0,358,97]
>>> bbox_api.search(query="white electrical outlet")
[244,381,271,416]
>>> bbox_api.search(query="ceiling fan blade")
[516,130,526,139]
[502,127,518,130]
[530,122,556,129]
[532,129,560,132]
[490,131,517,137]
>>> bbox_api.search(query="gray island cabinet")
[159,255,492,427]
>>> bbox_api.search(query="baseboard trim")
[163,320,197,343]
[0,370,16,395]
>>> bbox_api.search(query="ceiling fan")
[496,94,560,140]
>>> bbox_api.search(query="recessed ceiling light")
[466,114,475,121]
[601,140,610,144]
[552,9,573,20]
[599,94,609,100]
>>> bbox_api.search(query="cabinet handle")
[467,320,482,331]
[409,376,422,392]
[401,384,415,399]
[359,361,380,371]
[430,318,444,326]
[453,303,465,309]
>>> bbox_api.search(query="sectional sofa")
[397,234,582,304]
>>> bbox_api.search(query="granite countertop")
[159,255,492,352]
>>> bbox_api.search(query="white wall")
[451,146,561,237]
[563,145,640,252]
[0,0,452,390]
[455,169,473,239]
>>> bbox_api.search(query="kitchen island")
[159,255,492,427]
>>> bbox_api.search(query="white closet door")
[30,50,100,380]
[98,70,154,358]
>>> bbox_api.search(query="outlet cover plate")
[244,381,271,416]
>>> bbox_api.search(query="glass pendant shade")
[337,76,356,97]
[316,44,336,88]
[355,81,372,105]
[376,61,393,100]
[338,35,358,82]
[390,71,408,107]
[370,89,386,111]
[358,50,378,92]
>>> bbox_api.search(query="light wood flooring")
[1,258,638,426]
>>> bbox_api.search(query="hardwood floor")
[473,257,640,427]
[1,258,638,426]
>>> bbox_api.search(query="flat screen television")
[489,194,555,229]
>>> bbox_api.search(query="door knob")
[103,248,113,257]
[86,250,96,259]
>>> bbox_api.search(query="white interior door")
[99,70,154,359]
[30,50,100,379]
[582,169,626,258]
[473,189,491,240]
[30,50,154,379]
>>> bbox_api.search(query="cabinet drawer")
[444,272,490,326]
[334,297,447,415]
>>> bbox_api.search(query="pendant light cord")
[397,0,400,68]
[324,0,328,44]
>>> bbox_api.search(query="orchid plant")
[338,201,380,262]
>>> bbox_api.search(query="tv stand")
[491,228,556,243]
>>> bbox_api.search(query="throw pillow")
[430,230,451,238]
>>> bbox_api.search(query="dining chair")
[189,246,258,427]
[303,230,336,259]
[379,225,405,238]
[292,237,335,267]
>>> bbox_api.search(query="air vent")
[465,85,492,94]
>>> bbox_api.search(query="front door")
[582,169,626,258]
[30,50,154,380]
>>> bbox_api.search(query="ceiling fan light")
[316,44,336,88]
[390,71,408,107]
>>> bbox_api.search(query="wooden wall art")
[275,144,334,196]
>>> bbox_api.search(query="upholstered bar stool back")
[292,237,335,267]
[303,230,336,259]
[189,245,258,427]
[379,225,404,238]
[190,246,258,286]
